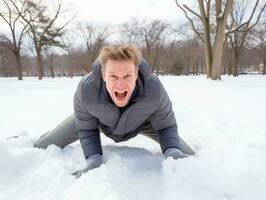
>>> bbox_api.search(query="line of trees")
[0,0,72,80]
[176,0,265,79]
[0,0,265,80]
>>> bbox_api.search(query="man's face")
[101,59,138,107]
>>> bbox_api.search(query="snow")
[218,12,223,19]
[0,75,266,200]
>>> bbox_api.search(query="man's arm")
[73,80,103,159]
[150,88,181,154]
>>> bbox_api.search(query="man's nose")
[116,78,126,88]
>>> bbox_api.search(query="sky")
[1,0,264,34]
[0,0,190,31]
[0,0,197,46]
[63,0,191,25]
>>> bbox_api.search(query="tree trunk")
[211,19,233,79]
[36,50,44,80]
[184,60,190,75]
[233,52,240,76]
[263,60,266,75]
[0,54,8,77]
[228,58,233,75]
[50,64,55,78]
[200,0,233,80]
[14,52,23,80]
[222,41,228,75]
[195,62,199,75]
[68,54,73,78]
[223,62,227,75]
[49,53,55,78]
[204,30,212,78]
[201,60,205,74]
[210,33,224,79]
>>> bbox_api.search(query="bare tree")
[77,22,110,72]
[175,0,266,79]
[173,22,204,75]
[222,37,233,74]
[44,47,55,78]
[163,41,185,75]
[253,22,266,74]
[0,0,29,80]
[120,22,140,44]
[58,34,89,76]
[227,0,266,76]
[60,37,73,77]
[121,18,170,74]
[0,41,17,76]
[12,0,73,79]
[176,0,234,80]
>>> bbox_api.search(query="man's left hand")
[164,148,188,159]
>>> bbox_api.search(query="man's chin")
[113,98,129,107]
[114,101,127,107]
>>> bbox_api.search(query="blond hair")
[99,44,142,68]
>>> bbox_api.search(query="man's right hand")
[72,153,102,178]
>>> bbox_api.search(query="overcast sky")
[0,0,196,38]
[63,0,192,25]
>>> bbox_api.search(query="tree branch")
[226,0,265,35]
[206,0,211,19]
[0,0,12,27]
[183,4,202,20]
[215,0,222,20]
[0,34,12,44]
[246,2,266,31]
[40,3,62,42]
[175,0,203,42]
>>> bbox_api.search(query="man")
[35,44,195,178]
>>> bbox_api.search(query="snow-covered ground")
[0,75,266,200]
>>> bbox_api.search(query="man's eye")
[124,74,132,80]
[110,75,117,80]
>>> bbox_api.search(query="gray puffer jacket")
[74,59,181,159]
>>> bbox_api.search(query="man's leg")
[140,121,195,155]
[140,121,160,143]
[35,113,79,149]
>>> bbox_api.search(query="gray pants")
[35,114,195,155]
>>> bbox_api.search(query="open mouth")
[114,91,128,101]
